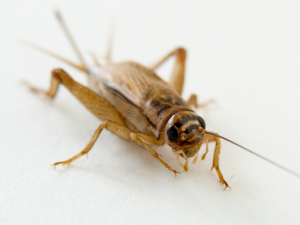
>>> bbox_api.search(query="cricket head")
[164,111,206,159]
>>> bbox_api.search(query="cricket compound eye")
[167,126,179,143]
[198,116,206,129]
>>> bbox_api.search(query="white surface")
[1,0,300,224]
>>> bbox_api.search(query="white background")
[1,0,300,224]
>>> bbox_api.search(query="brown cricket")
[22,11,300,189]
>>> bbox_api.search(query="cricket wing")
[98,61,172,104]
[88,61,189,135]
[102,81,151,133]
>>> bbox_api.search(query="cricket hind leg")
[151,47,186,95]
[151,48,214,108]
[53,120,179,175]
[203,134,230,189]
[23,68,125,126]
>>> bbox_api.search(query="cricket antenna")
[54,10,88,70]
[205,131,300,179]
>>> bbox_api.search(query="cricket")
[22,11,300,189]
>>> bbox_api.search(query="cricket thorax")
[164,111,206,158]
[143,95,193,138]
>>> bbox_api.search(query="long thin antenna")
[205,131,300,179]
[54,10,88,70]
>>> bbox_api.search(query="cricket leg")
[201,139,209,160]
[151,48,215,106]
[52,120,131,167]
[53,120,179,175]
[129,132,179,175]
[151,47,186,95]
[23,68,125,126]
[52,121,109,167]
[203,134,230,189]
[186,94,215,108]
